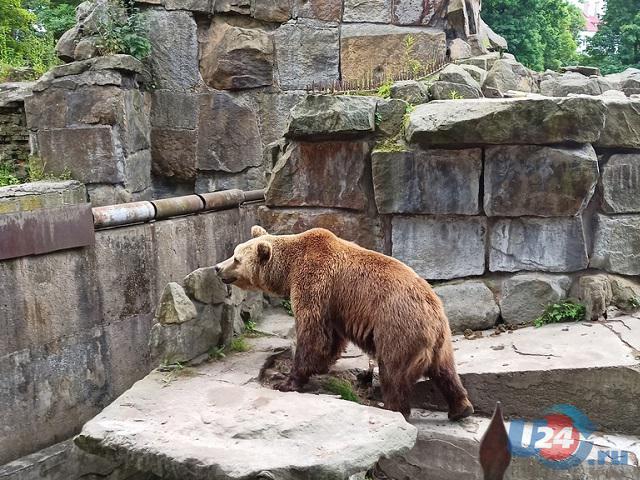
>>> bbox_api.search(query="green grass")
[373,136,407,153]
[230,336,250,353]
[323,377,360,403]
[0,163,20,187]
[376,80,393,99]
[534,301,586,328]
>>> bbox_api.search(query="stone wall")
[0,83,33,179]
[35,0,505,205]
[0,201,258,466]
[262,92,640,332]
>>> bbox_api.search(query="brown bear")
[214,226,473,420]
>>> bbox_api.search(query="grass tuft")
[323,377,360,403]
[534,301,586,328]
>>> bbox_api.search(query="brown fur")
[215,226,473,419]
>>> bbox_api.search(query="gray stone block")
[343,0,391,23]
[390,80,430,104]
[591,214,640,276]
[150,128,197,181]
[150,90,200,129]
[484,144,599,217]
[183,267,228,304]
[499,273,571,325]
[274,19,339,90]
[392,216,487,280]
[600,153,640,214]
[429,81,482,99]
[596,98,640,149]
[372,148,481,215]
[433,281,499,332]
[490,217,589,273]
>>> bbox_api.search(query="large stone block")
[150,128,197,180]
[591,214,640,276]
[155,282,197,325]
[292,0,342,21]
[343,0,391,23]
[266,140,371,209]
[499,273,571,325]
[540,72,610,97]
[570,274,612,321]
[183,267,228,304]
[259,206,385,252]
[145,10,200,90]
[483,58,538,94]
[406,97,607,146]
[596,98,640,149]
[433,281,499,332]
[392,0,445,25]
[490,217,588,273]
[197,91,262,173]
[341,24,446,82]
[151,90,200,129]
[372,148,481,214]
[37,126,124,184]
[286,94,377,138]
[274,19,339,90]
[429,81,482,99]
[252,0,293,22]
[484,144,599,217]
[0,180,86,215]
[392,216,486,280]
[600,153,640,214]
[199,18,274,90]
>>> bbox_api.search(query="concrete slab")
[75,310,417,480]
[376,410,640,480]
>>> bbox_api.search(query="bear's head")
[214,225,276,293]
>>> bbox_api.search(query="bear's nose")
[214,265,222,275]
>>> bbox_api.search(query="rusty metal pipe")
[93,201,156,229]
[152,195,205,220]
[199,189,265,211]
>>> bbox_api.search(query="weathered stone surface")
[150,128,197,180]
[596,98,640,148]
[372,148,481,214]
[55,25,81,62]
[37,126,123,184]
[164,0,217,12]
[274,19,339,90]
[447,38,472,60]
[292,0,342,22]
[155,282,197,325]
[457,52,512,70]
[76,346,416,480]
[391,0,443,25]
[0,180,86,215]
[600,153,640,214]
[433,281,499,332]
[248,91,306,146]
[149,307,222,362]
[609,275,640,311]
[0,81,33,108]
[429,81,482,99]
[406,97,607,146]
[375,98,407,136]
[259,206,385,252]
[570,274,612,321]
[606,67,640,96]
[500,273,571,325]
[540,72,611,97]
[145,10,200,90]
[483,58,538,94]
[390,80,429,104]
[478,17,507,50]
[437,63,480,89]
[183,266,229,304]
[459,63,486,84]
[340,24,446,82]
[197,91,262,173]
[199,18,274,90]
[214,0,251,14]
[343,0,391,22]
[392,216,486,280]
[267,140,370,209]
[484,144,599,217]
[195,167,266,193]
[150,90,200,129]
[591,214,640,276]
[86,184,133,206]
[124,149,152,193]
[252,0,293,21]
[490,217,588,273]
[286,95,377,138]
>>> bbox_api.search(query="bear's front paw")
[274,378,301,392]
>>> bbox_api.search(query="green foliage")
[230,336,250,353]
[376,80,392,99]
[534,301,586,328]
[374,136,407,153]
[0,163,20,187]
[583,0,640,74]
[282,299,293,316]
[323,377,360,403]
[208,345,226,360]
[95,0,151,60]
[628,297,640,310]
[482,0,585,71]
[26,155,72,181]
[448,89,463,100]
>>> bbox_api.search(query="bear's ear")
[256,242,272,263]
[251,225,268,238]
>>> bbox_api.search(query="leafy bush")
[96,0,151,60]
[323,377,360,403]
[0,163,20,187]
[534,301,586,328]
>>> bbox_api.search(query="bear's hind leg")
[428,345,474,421]
[379,360,413,418]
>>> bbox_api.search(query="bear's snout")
[214,264,222,274]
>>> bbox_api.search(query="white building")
[567,0,606,51]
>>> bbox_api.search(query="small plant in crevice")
[0,162,20,187]
[95,0,151,60]
[282,299,294,316]
[323,377,360,403]
[534,301,586,328]
[158,358,192,385]
[448,89,463,100]
[208,345,226,361]
[376,80,393,99]
[26,156,72,182]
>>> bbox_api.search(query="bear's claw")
[449,403,474,421]
[274,378,300,392]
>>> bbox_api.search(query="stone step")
[413,317,640,436]
[376,410,640,480]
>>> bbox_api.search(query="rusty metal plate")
[0,203,94,261]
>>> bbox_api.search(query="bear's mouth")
[220,277,236,285]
